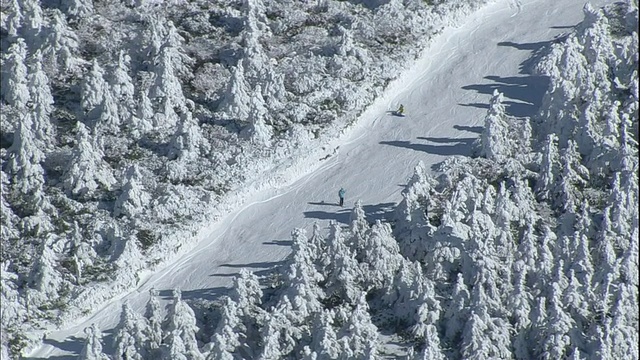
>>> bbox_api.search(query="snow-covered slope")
[26,0,616,358]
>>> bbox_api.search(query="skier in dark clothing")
[338,188,346,207]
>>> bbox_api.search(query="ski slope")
[28,0,606,357]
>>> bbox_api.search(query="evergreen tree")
[27,50,56,150]
[4,0,23,37]
[79,324,110,360]
[340,293,378,359]
[540,282,578,359]
[2,38,29,109]
[444,273,470,344]
[41,9,84,76]
[144,288,163,354]
[241,85,272,146]
[114,164,150,218]
[62,122,116,199]
[164,289,204,360]
[81,59,108,123]
[535,133,560,202]
[310,310,340,359]
[218,62,251,121]
[481,90,510,161]
[61,0,94,20]
[113,302,149,360]
[21,0,44,41]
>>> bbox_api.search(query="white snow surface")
[28,0,607,357]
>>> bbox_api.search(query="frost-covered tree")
[415,325,445,360]
[144,289,163,354]
[535,133,560,202]
[41,9,84,76]
[6,115,49,217]
[481,90,510,161]
[113,302,149,360]
[208,296,241,356]
[310,310,340,359]
[114,164,150,218]
[133,87,155,138]
[241,85,272,146]
[81,59,109,123]
[79,324,109,360]
[218,62,251,120]
[110,50,136,119]
[63,123,116,198]
[61,0,93,20]
[4,0,23,37]
[0,261,26,349]
[21,0,44,41]
[164,289,204,360]
[540,282,579,359]
[321,221,362,304]
[444,273,470,344]
[339,293,378,359]
[27,50,56,150]
[28,235,63,306]
[359,221,402,290]
[167,109,206,162]
[2,38,29,109]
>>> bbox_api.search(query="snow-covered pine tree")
[280,229,325,321]
[205,333,234,360]
[4,0,23,37]
[481,89,510,162]
[113,302,149,360]
[321,221,362,304]
[27,49,56,150]
[2,38,29,109]
[21,0,44,42]
[114,164,150,218]
[218,62,251,121]
[0,261,26,357]
[81,59,108,125]
[144,288,163,355]
[539,282,579,359]
[206,296,242,357]
[535,133,560,202]
[41,9,85,77]
[164,289,204,360]
[62,122,116,199]
[133,86,155,139]
[6,114,50,219]
[359,220,402,291]
[79,323,110,360]
[241,85,272,146]
[240,0,270,86]
[394,161,436,259]
[60,0,93,20]
[414,324,445,360]
[27,234,63,307]
[339,293,378,359]
[309,310,340,359]
[110,50,136,121]
[444,272,470,345]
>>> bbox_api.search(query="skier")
[338,188,346,207]
[397,104,404,115]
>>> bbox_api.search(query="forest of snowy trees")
[30,1,637,359]
[0,0,510,356]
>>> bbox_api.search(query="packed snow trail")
[28,0,606,357]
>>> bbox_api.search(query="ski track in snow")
[28,0,608,357]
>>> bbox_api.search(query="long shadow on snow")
[459,75,549,118]
[453,124,483,134]
[459,36,567,118]
[24,337,85,360]
[304,202,396,225]
[157,286,229,302]
[380,139,474,157]
[263,240,293,246]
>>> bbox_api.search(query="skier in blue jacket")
[338,188,346,207]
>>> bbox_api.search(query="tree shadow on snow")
[308,201,341,207]
[304,202,396,225]
[459,75,549,118]
[157,286,230,302]
[24,337,85,360]
[453,124,483,134]
[380,138,474,157]
[262,240,293,246]
[459,36,568,118]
